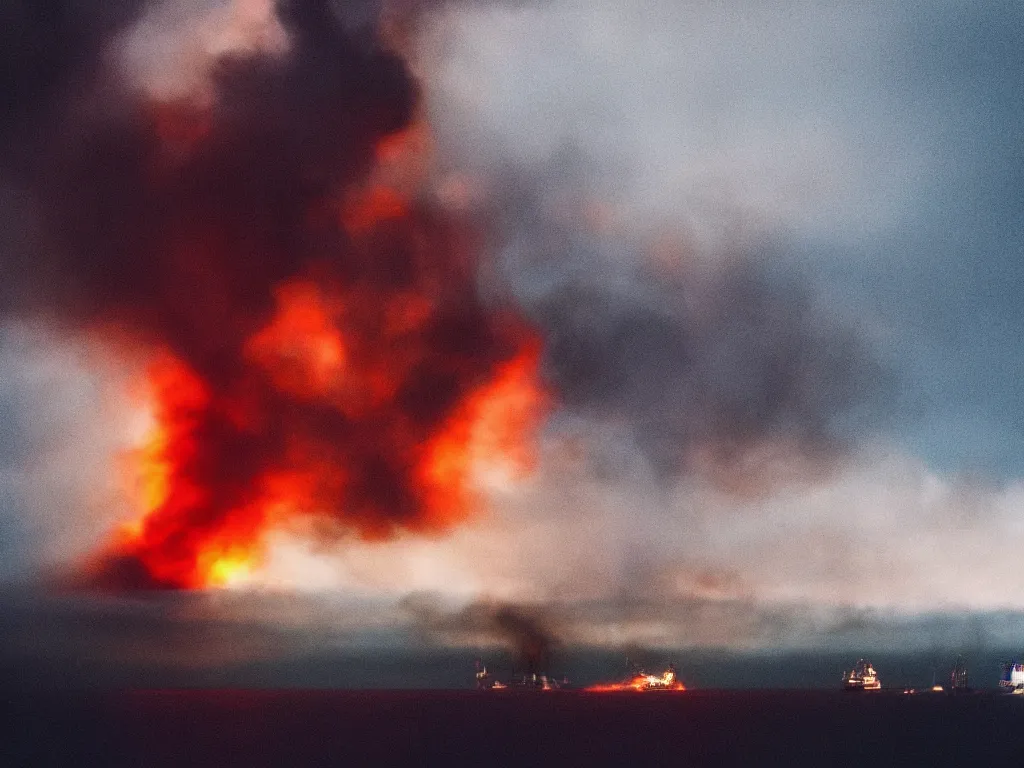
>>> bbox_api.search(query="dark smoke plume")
[0,0,145,145]
[1,0,539,589]
[1,0,892,594]
[8,0,415,332]
[404,596,558,674]
[534,256,890,485]
[491,604,555,674]
[482,163,893,488]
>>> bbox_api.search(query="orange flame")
[585,669,686,693]
[86,105,547,591]
[245,281,347,399]
[99,289,545,589]
[418,341,547,530]
[110,353,260,589]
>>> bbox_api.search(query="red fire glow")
[86,115,546,590]
[97,301,545,589]
[49,4,555,592]
[585,668,686,693]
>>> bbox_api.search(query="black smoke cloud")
[490,603,556,674]
[0,0,535,589]
[403,595,559,674]
[0,0,145,145]
[0,0,893,595]
[474,156,894,487]
[533,255,891,484]
[4,0,415,338]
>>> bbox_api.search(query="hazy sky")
[419,0,1024,473]
[1,0,1023,680]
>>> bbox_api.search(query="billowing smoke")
[463,156,892,490]
[1,0,891,596]
[0,1,143,145]
[527,253,889,487]
[404,596,558,674]
[490,604,555,674]
[1,0,544,590]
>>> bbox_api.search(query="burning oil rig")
[475,661,568,691]
[475,662,507,690]
[473,605,569,690]
[585,663,686,693]
[842,659,881,691]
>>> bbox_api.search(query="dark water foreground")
[3,689,1021,767]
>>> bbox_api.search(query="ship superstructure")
[843,659,881,691]
[999,662,1024,694]
[475,661,506,690]
[950,656,968,691]
[475,661,566,690]
[507,672,566,690]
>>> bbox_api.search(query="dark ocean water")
[2,689,1022,767]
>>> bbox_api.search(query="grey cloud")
[425,0,1024,478]
[541,257,891,483]
[398,589,1024,657]
[418,3,900,488]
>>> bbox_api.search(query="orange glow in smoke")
[122,354,209,532]
[87,106,547,592]
[55,11,556,594]
[110,353,252,589]
[102,285,545,589]
[342,121,431,235]
[245,281,347,399]
[112,333,545,587]
[341,185,409,235]
[418,341,547,529]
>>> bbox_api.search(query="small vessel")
[999,662,1024,694]
[843,659,881,691]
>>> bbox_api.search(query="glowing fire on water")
[586,667,686,693]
